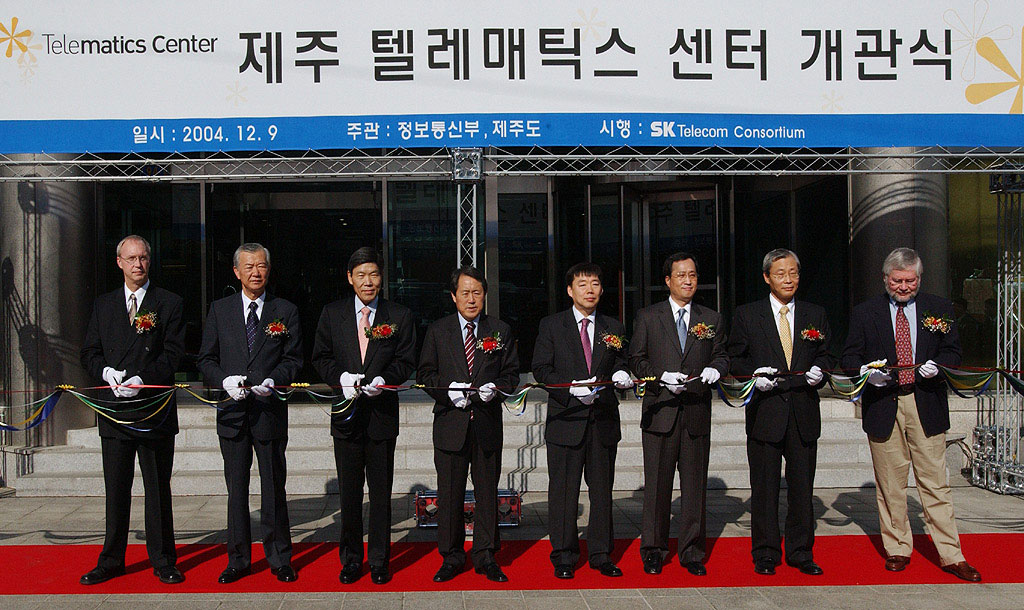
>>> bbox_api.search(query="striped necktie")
[464,321,476,375]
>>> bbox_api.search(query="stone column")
[1,156,96,449]
[850,147,950,303]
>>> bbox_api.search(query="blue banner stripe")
[1,113,1022,154]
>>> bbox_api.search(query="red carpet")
[1,534,1021,594]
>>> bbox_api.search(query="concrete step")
[65,417,867,449]
[10,461,879,497]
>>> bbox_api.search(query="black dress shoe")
[370,566,391,585]
[788,560,823,576]
[433,563,460,583]
[476,562,508,583]
[594,561,622,577]
[643,555,662,575]
[684,561,707,576]
[271,564,298,582]
[154,566,185,584]
[754,558,776,575]
[217,566,250,584]
[339,562,361,584]
[79,566,125,585]
[554,564,574,579]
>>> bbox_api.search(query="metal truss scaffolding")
[972,168,1024,494]
[3,145,1024,182]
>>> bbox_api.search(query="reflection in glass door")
[643,189,719,310]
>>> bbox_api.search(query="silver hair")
[882,247,923,277]
[233,242,271,268]
[116,235,152,258]
[761,248,800,275]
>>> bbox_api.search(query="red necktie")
[464,321,476,375]
[580,318,592,374]
[895,305,914,386]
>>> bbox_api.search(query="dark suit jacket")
[417,313,520,453]
[841,292,961,438]
[310,296,417,440]
[197,292,303,441]
[728,298,833,443]
[81,285,185,439]
[628,300,729,436]
[532,309,626,447]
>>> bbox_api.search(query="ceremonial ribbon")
[5,363,1023,433]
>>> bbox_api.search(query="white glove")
[222,375,249,401]
[804,365,824,385]
[569,377,596,398]
[700,367,721,385]
[340,371,364,400]
[660,371,685,394]
[477,382,497,403]
[362,376,386,397]
[116,375,143,398]
[612,370,634,389]
[250,377,275,397]
[102,367,126,391]
[860,360,891,387]
[919,360,939,379]
[447,381,471,409]
[752,366,777,391]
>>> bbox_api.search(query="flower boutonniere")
[476,332,504,353]
[365,323,397,340]
[688,322,716,340]
[265,319,290,338]
[800,325,825,342]
[133,310,157,334]
[922,312,953,334]
[600,332,627,351]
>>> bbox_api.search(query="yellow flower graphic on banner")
[0,17,32,58]
[965,27,1024,114]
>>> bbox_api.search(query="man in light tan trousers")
[841,247,980,582]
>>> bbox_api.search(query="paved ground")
[1,480,1023,608]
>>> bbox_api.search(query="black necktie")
[246,301,259,353]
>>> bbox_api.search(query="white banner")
[1,0,1022,152]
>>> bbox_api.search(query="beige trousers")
[867,393,965,565]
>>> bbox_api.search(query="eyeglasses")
[770,271,800,280]
[119,255,150,265]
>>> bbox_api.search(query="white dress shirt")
[242,292,265,321]
[769,293,795,343]
[668,297,691,329]
[572,306,596,350]
[355,295,379,327]
[124,280,150,315]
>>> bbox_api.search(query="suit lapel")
[562,310,589,376]
[660,301,685,360]
[338,298,360,372]
[681,304,701,363]
[591,313,609,375]
[362,299,388,371]
[450,315,472,381]
[874,295,900,366]
[471,315,490,384]
[912,297,931,363]
[759,298,789,369]
[110,289,138,366]
[791,300,809,369]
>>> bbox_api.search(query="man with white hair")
[841,247,980,582]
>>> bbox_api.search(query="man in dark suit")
[728,248,832,576]
[311,247,416,585]
[841,247,981,582]
[532,262,633,579]
[628,252,728,576]
[418,266,520,583]
[197,243,303,584]
[79,235,185,586]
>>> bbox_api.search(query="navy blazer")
[728,298,833,443]
[80,285,184,439]
[310,297,417,440]
[628,300,730,436]
[417,313,520,453]
[841,292,961,438]
[532,309,626,448]
[197,292,303,441]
